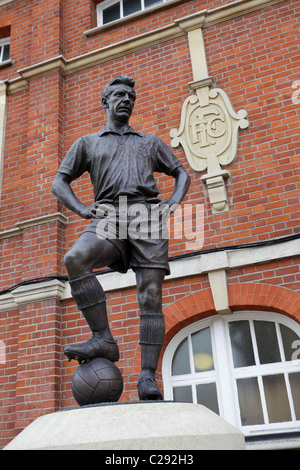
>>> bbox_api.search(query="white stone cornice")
[17,56,68,82]
[0,212,68,240]
[13,279,66,305]
[0,0,16,6]
[15,212,68,231]
[0,292,17,312]
[0,227,22,240]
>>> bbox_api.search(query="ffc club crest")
[170,78,249,213]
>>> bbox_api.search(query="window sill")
[84,0,189,38]
[245,432,300,450]
[0,59,13,69]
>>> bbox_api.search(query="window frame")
[0,37,10,64]
[162,311,300,440]
[96,0,171,27]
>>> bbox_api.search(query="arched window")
[162,311,300,440]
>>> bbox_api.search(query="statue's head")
[101,76,136,124]
[102,76,136,101]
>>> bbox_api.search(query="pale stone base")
[4,401,245,450]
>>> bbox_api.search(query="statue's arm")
[158,165,190,217]
[52,172,96,219]
[169,165,190,206]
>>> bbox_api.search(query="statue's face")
[103,84,136,123]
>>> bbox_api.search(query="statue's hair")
[102,76,136,100]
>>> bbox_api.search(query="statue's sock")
[139,312,165,376]
[69,273,111,337]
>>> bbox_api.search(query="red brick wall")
[0,0,299,449]
[203,1,300,244]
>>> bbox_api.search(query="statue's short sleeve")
[154,137,182,176]
[58,137,88,180]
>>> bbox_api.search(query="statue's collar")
[98,125,142,137]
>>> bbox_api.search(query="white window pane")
[172,337,190,376]
[229,320,255,368]
[145,0,163,7]
[191,327,214,372]
[173,385,193,403]
[254,320,281,364]
[123,0,141,16]
[2,44,9,62]
[237,377,264,426]
[196,382,219,414]
[103,3,121,24]
[263,374,291,423]
[289,372,300,420]
[280,324,300,361]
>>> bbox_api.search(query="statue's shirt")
[58,126,182,203]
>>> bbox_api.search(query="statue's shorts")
[80,200,171,275]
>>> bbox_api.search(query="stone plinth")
[4,401,245,450]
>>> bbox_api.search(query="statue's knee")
[64,251,75,273]
[138,281,162,312]
[64,249,85,277]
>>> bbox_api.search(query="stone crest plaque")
[170,78,249,213]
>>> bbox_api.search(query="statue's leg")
[63,233,121,363]
[135,268,166,400]
[64,273,119,363]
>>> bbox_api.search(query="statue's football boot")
[137,376,163,401]
[64,333,119,364]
